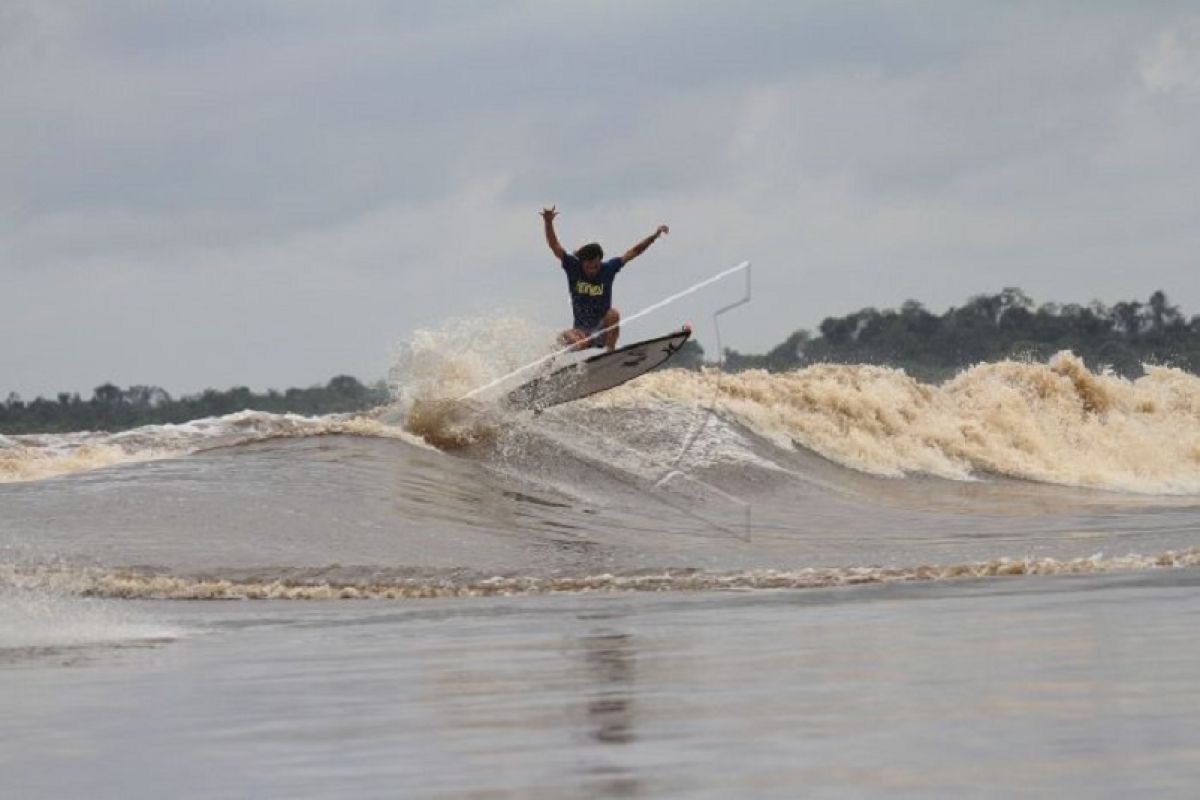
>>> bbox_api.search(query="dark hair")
[575,242,603,262]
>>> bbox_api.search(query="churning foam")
[0,440,160,484]
[5,550,1199,600]
[388,315,559,448]
[8,346,1198,495]
[0,410,424,484]
[597,353,1200,494]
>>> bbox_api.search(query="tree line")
[720,288,1200,382]
[1,376,390,435]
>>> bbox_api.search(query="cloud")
[2,2,1200,397]
[1141,16,1200,94]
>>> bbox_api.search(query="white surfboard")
[506,327,692,411]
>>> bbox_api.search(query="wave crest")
[0,411,422,483]
[596,352,1200,494]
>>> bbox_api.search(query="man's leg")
[601,308,621,352]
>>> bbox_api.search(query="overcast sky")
[3,1,1199,398]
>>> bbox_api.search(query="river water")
[2,348,1199,797]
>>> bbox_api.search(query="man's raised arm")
[541,206,566,260]
[622,224,670,264]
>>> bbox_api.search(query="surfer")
[541,206,669,351]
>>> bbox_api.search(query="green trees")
[665,340,706,371]
[0,376,390,435]
[724,289,1200,381]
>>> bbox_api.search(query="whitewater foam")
[5,550,1199,600]
[601,353,1200,495]
[387,315,562,448]
[1,410,427,484]
[7,344,1198,496]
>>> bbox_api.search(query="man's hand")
[542,206,565,259]
[622,223,670,264]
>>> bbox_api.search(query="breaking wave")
[4,325,1199,498]
[594,352,1200,495]
[0,410,424,483]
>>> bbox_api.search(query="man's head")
[575,243,603,277]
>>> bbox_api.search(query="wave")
[379,319,1199,495]
[5,329,1199,499]
[0,410,426,483]
[5,550,1199,600]
[593,353,1200,495]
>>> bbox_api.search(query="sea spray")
[0,411,423,484]
[597,352,1200,494]
[0,577,182,650]
[387,315,559,448]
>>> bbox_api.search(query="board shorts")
[573,315,609,349]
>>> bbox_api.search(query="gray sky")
[3,1,1199,398]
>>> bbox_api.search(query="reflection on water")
[583,629,636,745]
[576,614,643,797]
[5,575,1200,797]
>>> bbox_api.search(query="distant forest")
[717,287,1200,382]
[3,289,1196,434]
[1,376,390,435]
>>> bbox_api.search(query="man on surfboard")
[541,206,669,351]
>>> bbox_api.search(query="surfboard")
[506,326,692,411]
